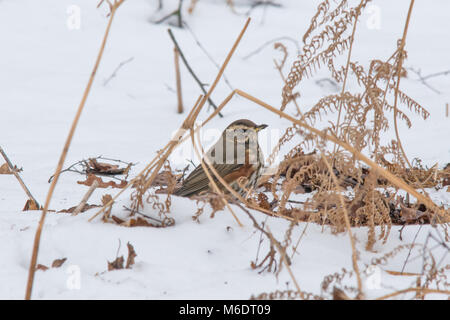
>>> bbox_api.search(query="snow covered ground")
[0,0,448,299]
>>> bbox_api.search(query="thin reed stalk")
[25,0,125,300]
[392,0,415,168]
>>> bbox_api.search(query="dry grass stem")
[391,0,415,168]
[25,0,126,300]
[174,47,184,114]
[72,180,99,216]
[0,146,40,208]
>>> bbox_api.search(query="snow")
[0,0,448,299]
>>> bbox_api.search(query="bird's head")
[223,119,268,143]
[207,119,268,165]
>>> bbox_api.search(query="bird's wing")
[173,162,242,197]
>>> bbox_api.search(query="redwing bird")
[174,119,268,197]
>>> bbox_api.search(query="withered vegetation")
[23,0,449,300]
[124,0,448,299]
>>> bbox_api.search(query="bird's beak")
[255,124,268,132]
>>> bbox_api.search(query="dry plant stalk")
[0,146,40,208]
[174,47,184,114]
[25,0,126,300]
[391,0,415,168]
[72,180,99,216]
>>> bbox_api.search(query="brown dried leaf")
[333,287,353,300]
[257,193,271,210]
[109,215,168,228]
[126,242,137,269]
[23,199,39,211]
[87,159,126,175]
[58,203,100,214]
[52,258,67,268]
[399,204,428,223]
[111,215,125,224]
[77,173,127,189]
[126,217,157,227]
[107,256,124,271]
[102,194,113,206]
[0,163,12,174]
[101,194,114,221]
[36,264,49,272]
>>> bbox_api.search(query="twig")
[407,67,442,94]
[72,180,99,215]
[183,21,234,91]
[154,0,184,28]
[266,226,303,298]
[115,239,122,258]
[400,225,422,273]
[290,222,309,259]
[421,69,450,80]
[174,47,184,114]
[236,202,303,297]
[48,156,135,183]
[122,206,165,224]
[0,146,40,208]
[243,36,300,60]
[25,0,126,300]
[333,11,360,156]
[167,28,224,117]
[103,57,134,86]
[245,1,282,16]
[253,217,268,265]
[392,0,415,169]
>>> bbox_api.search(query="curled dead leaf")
[51,258,67,268]
[332,287,353,300]
[257,193,271,210]
[77,173,127,189]
[101,194,114,221]
[0,163,12,174]
[126,242,137,269]
[87,159,129,175]
[107,256,124,271]
[36,264,49,272]
[399,203,429,223]
[58,203,100,214]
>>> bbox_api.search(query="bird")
[174,119,268,198]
